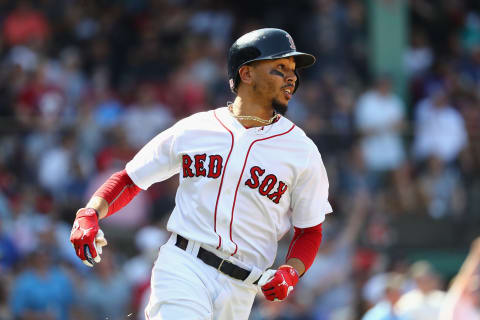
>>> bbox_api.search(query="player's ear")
[238,64,254,86]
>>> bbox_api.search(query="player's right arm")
[84,195,108,219]
[70,169,141,266]
[70,120,184,266]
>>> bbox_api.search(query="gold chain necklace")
[227,104,278,125]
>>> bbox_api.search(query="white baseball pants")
[144,235,260,320]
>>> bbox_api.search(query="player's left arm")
[285,223,323,276]
[259,223,322,301]
[259,143,331,301]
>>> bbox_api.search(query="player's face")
[251,57,297,115]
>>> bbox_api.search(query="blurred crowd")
[1,0,480,319]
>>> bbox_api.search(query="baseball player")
[70,28,332,319]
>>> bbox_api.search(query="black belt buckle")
[217,259,226,271]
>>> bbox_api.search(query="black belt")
[175,235,259,285]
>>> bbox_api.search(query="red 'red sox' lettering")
[245,166,288,204]
[245,166,265,189]
[182,154,223,179]
[208,155,223,178]
[194,154,207,177]
[182,155,194,177]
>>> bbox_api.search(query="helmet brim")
[271,51,316,69]
[231,51,316,93]
[240,51,316,71]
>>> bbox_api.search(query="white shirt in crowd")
[395,289,446,320]
[355,90,406,171]
[413,98,467,162]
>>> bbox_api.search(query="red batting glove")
[259,265,299,301]
[70,208,100,267]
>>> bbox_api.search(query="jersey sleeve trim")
[125,117,186,190]
[125,166,146,190]
[293,214,327,229]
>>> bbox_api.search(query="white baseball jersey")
[126,106,332,271]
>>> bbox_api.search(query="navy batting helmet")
[227,28,315,93]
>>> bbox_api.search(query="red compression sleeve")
[285,223,322,273]
[93,169,142,217]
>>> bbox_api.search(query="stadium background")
[1,0,480,319]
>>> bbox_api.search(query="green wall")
[368,0,408,99]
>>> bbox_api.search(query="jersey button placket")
[216,132,252,255]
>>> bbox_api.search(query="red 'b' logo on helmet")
[286,34,296,50]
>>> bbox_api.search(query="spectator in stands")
[9,186,53,257]
[440,237,480,320]
[328,86,356,158]
[417,155,466,219]
[362,273,408,320]
[404,28,434,78]
[121,83,174,148]
[37,129,76,198]
[362,256,413,311]
[0,218,19,272]
[387,161,425,215]
[80,249,131,320]
[50,47,88,119]
[460,44,480,87]
[249,296,314,320]
[354,75,406,186]
[296,190,369,319]
[3,0,50,46]
[338,142,375,196]
[412,86,467,163]
[0,278,12,320]
[14,64,65,130]
[396,261,446,320]
[9,248,74,320]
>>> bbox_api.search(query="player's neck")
[229,96,276,128]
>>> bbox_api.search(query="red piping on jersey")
[213,110,235,249]
[286,228,303,259]
[229,123,296,256]
[93,169,141,217]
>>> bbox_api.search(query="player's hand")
[70,208,107,267]
[258,265,299,301]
